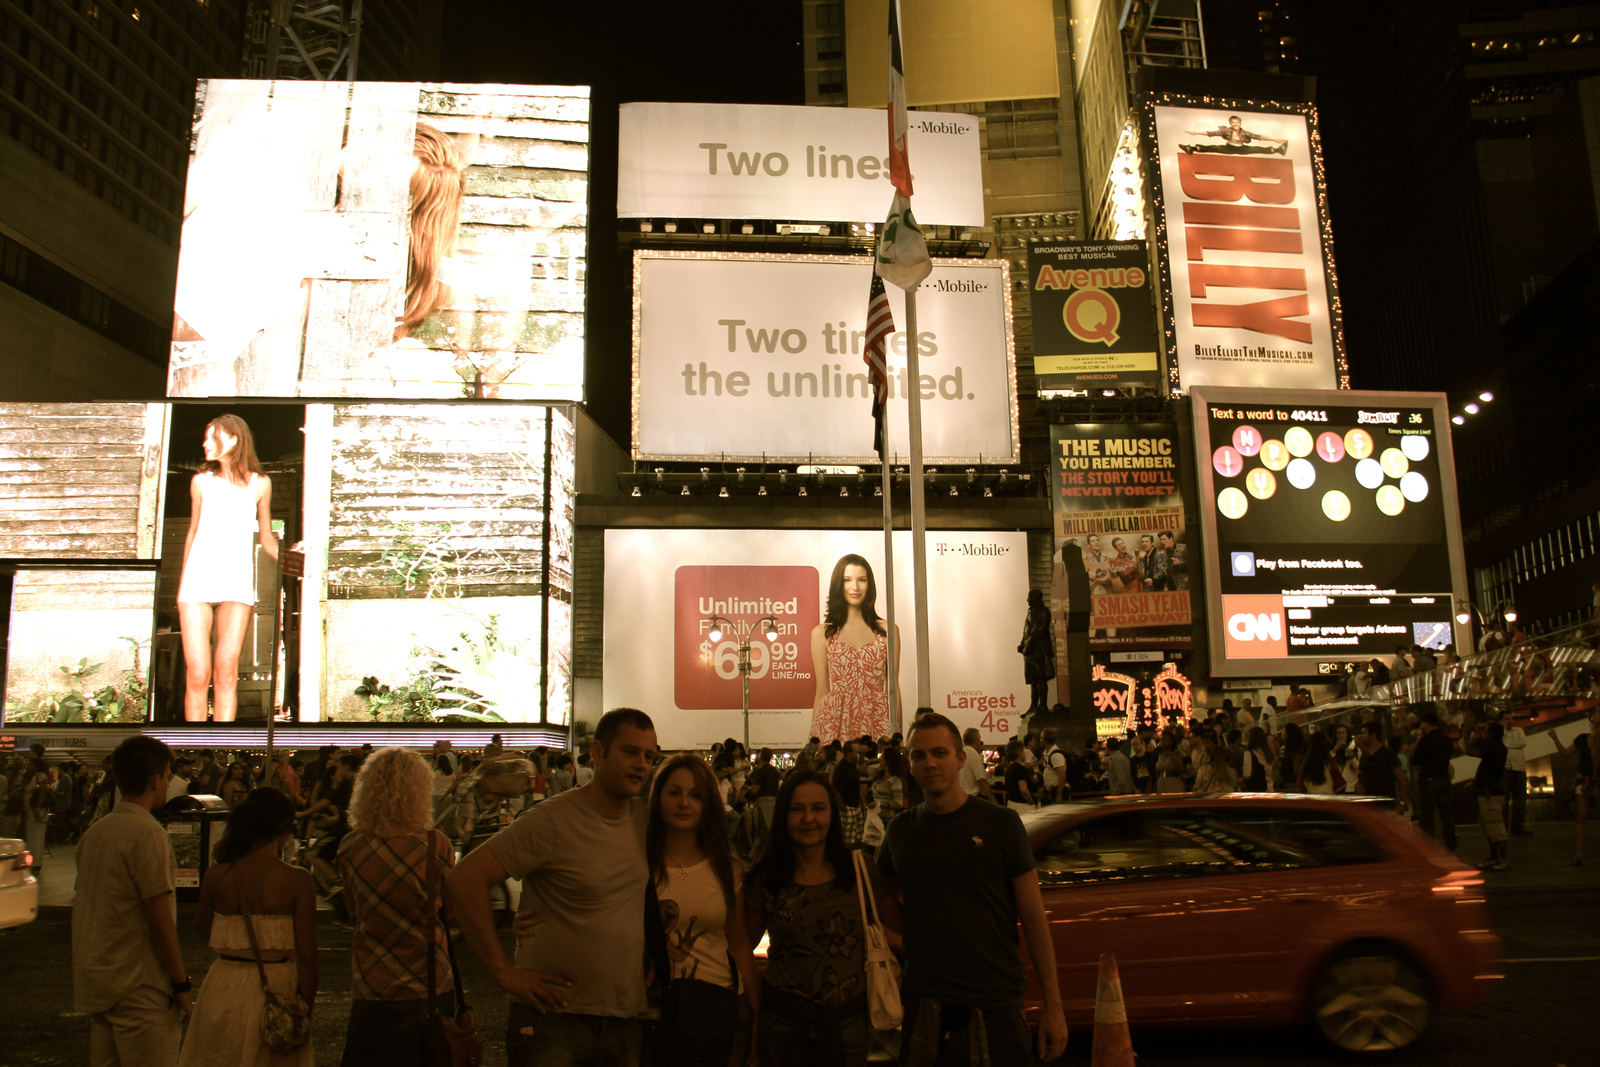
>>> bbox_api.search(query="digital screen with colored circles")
[1191,388,1470,675]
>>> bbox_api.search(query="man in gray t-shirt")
[449,709,659,1067]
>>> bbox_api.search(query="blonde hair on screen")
[396,122,465,341]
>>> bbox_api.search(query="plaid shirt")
[337,829,455,999]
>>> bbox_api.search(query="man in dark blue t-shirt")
[878,712,1068,1063]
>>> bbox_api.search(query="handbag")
[424,840,484,1067]
[851,850,902,1030]
[240,905,312,1054]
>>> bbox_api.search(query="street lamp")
[1455,597,1518,630]
[704,614,782,751]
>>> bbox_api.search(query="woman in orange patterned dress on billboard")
[809,555,900,744]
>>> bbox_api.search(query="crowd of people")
[35,688,1600,1066]
[64,712,1071,1067]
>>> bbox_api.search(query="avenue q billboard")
[603,528,1031,750]
[617,102,984,226]
[632,252,1018,463]
[1145,100,1347,393]
[1191,387,1469,678]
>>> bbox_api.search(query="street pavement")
[3,822,1596,1065]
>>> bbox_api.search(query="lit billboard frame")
[1140,94,1349,396]
[630,250,1020,464]
[1192,387,1470,678]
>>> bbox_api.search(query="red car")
[1019,794,1501,1056]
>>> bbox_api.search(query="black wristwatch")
[171,978,192,994]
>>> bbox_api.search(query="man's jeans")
[1503,769,1528,833]
[1416,776,1456,849]
[507,1002,642,1067]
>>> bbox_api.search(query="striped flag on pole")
[864,270,894,458]
[877,0,929,290]
[887,0,912,197]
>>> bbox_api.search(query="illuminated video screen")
[1191,388,1470,676]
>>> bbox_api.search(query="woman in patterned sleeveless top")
[809,554,901,744]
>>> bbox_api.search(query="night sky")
[441,2,805,444]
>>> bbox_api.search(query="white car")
[0,838,38,930]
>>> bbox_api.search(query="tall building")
[1212,0,1600,631]
[0,0,443,401]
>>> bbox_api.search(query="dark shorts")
[900,996,1035,1067]
[506,1003,642,1067]
[340,991,455,1067]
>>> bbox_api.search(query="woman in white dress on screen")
[177,414,276,722]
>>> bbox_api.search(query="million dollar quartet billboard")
[1050,423,1192,653]
[1027,240,1161,391]
[1144,98,1347,394]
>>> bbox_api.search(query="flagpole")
[904,291,931,712]
[881,432,898,737]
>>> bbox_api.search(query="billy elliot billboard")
[1191,387,1470,678]
[1049,423,1192,653]
[1144,99,1348,394]
[603,528,1031,749]
[1027,240,1161,391]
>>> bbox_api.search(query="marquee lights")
[1091,661,1194,732]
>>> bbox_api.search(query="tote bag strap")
[852,850,884,931]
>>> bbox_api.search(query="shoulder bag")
[240,904,312,1054]
[851,850,902,1029]
[424,837,483,1067]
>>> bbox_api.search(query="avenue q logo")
[1221,595,1288,658]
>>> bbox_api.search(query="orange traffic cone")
[1090,952,1135,1067]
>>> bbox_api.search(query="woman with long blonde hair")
[395,123,464,342]
[336,748,467,1066]
[177,413,275,722]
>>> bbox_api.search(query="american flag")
[864,271,893,459]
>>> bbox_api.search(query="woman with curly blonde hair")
[336,748,466,1066]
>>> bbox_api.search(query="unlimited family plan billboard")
[1146,100,1347,393]
[603,528,1031,749]
[1191,387,1469,677]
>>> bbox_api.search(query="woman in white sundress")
[180,788,318,1067]
[176,413,277,722]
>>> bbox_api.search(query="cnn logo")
[1228,612,1282,642]
[1221,596,1288,658]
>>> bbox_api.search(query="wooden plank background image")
[0,403,167,559]
[319,404,574,600]
[6,568,156,709]
[168,81,588,402]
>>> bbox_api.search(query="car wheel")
[1309,947,1431,1055]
